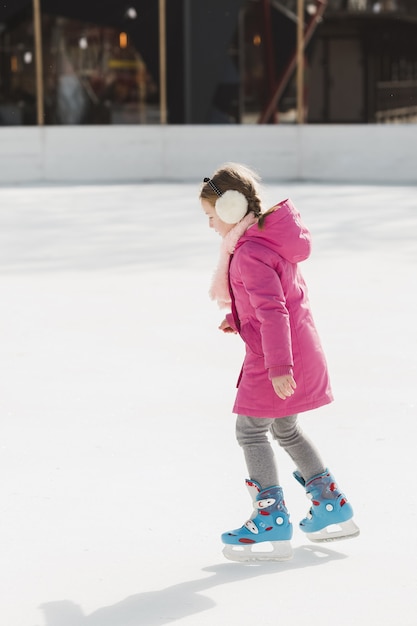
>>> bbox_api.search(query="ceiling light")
[125,7,137,19]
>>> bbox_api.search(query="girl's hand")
[272,375,297,400]
[218,318,237,334]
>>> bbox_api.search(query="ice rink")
[1,180,416,626]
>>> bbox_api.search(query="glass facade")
[0,9,159,125]
[0,0,416,125]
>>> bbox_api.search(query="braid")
[247,194,262,218]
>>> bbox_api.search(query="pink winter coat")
[226,198,333,418]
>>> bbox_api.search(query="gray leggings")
[236,414,325,490]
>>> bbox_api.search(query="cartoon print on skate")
[294,469,360,543]
[221,479,293,562]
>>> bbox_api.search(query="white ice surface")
[0,181,416,626]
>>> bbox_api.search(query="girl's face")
[201,199,235,238]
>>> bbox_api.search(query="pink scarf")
[209,213,258,309]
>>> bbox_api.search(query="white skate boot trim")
[244,520,259,534]
[306,518,360,543]
[223,540,293,562]
[255,497,276,509]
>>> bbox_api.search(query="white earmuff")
[215,190,248,224]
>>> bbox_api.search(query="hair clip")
[203,177,223,197]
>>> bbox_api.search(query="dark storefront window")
[0,15,36,124]
[227,0,302,124]
[0,11,159,125]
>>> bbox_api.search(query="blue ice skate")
[294,469,360,542]
[221,479,293,562]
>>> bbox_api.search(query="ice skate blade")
[306,519,360,543]
[222,541,293,563]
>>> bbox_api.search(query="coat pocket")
[239,320,264,357]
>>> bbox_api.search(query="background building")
[1,0,416,125]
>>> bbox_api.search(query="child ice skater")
[200,163,359,562]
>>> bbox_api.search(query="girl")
[200,163,359,562]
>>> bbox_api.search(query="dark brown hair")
[200,162,262,217]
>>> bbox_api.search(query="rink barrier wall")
[0,124,416,185]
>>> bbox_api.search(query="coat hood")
[236,198,311,264]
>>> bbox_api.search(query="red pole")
[296,0,304,124]
[258,0,327,124]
